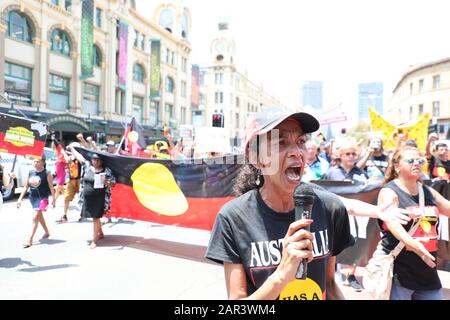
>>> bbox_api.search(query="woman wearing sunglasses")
[377,146,450,300]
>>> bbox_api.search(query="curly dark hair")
[233,164,264,196]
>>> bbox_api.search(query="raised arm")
[426,133,438,160]
[356,147,373,170]
[68,144,86,163]
[77,133,89,148]
[86,136,98,151]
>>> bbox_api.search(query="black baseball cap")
[91,153,102,160]
[243,108,320,152]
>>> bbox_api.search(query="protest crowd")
[1,109,449,300]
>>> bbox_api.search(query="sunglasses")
[404,158,425,165]
[344,152,357,157]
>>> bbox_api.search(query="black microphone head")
[294,183,315,206]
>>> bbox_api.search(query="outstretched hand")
[377,202,412,225]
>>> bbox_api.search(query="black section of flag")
[75,147,241,198]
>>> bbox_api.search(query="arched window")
[133,63,144,82]
[165,76,174,93]
[181,11,189,39]
[159,8,173,33]
[93,45,102,67]
[51,29,71,56]
[6,11,33,42]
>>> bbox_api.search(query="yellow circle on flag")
[420,221,432,233]
[128,131,139,143]
[279,278,323,300]
[131,163,188,216]
[437,167,446,177]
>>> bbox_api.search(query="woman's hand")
[377,202,412,225]
[51,198,56,208]
[16,200,22,209]
[105,181,115,188]
[272,219,314,286]
[407,239,436,268]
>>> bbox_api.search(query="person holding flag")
[122,117,147,158]
[51,136,68,203]
[69,145,116,249]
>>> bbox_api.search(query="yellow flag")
[369,107,396,149]
[368,107,430,152]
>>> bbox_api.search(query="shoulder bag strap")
[390,182,425,258]
[370,156,385,175]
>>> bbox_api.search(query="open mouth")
[285,165,302,182]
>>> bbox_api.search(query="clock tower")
[210,21,236,67]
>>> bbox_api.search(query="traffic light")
[212,113,224,127]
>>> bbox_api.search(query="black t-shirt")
[205,185,354,300]
[428,155,450,178]
[379,181,441,291]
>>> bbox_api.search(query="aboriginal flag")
[75,147,242,230]
[124,117,147,157]
[0,112,48,158]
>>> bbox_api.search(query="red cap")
[243,108,320,153]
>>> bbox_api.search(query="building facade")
[301,80,323,111]
[387,58,450,139]
[0,0,192,145]
[358,82,383,121]
[198,22,288,145]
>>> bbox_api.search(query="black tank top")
[380,180,441,290]
[28,169,51,198]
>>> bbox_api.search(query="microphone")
[293,183,315,280]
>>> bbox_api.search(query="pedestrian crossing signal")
[212,113,224,127]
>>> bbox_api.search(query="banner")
[72,147,450,270]
[150,39,161,99]
[191,64,200,108]
[75,148,241,230]
[0,113,48,158]
[118,21,128,90]
[369,107,430,152]
[80,0,94,79]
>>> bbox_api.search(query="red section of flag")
[0,133,45,158]
[108,183,235,231]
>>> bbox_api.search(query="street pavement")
[0,195,226,300]
[1,195,449,300]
